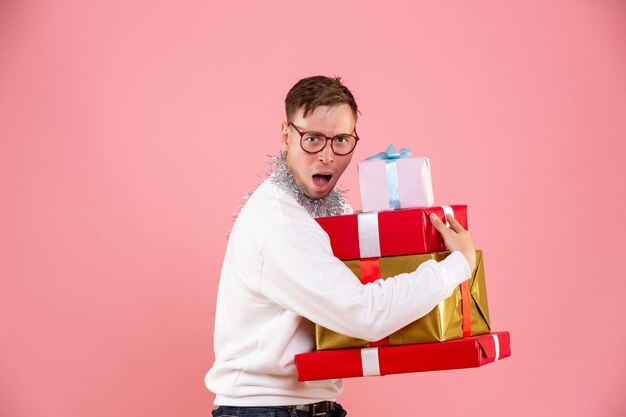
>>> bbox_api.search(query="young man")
[206,76,476,417]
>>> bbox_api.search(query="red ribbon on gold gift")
[359,258,389,346]
[359,257,473,344]
[359,258,381,284]
[460,280,471,338]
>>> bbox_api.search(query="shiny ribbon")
[442,205,453,228]
[460,281,472,338]
[492,334,501,361]
[366,144,412,209]
[357,212,381,258]
[359,258,390,347]
[360,347,381,376]
[359,258,381,284]
[456,223,471,339]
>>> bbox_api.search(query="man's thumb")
[429,213,448,235]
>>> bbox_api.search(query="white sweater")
[205,180,471,406]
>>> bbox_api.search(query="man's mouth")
[312,173,333,186]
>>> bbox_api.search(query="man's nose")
[318,140,334,163]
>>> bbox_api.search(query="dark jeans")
[212,403,347,417]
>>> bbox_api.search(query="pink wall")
[2,1,625,416]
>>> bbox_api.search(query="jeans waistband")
[212,401,342,417]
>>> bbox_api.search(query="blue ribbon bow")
[366,144,413,161]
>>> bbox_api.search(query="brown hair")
[285,75,359,122]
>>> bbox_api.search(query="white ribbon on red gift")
[360,347,381,376]
[492,334,500,361]
[442,205,453,228]
[357,212,381,258]
[356,206,457,258]
[359,334,501,377]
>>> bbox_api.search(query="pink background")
[2,1,625,416]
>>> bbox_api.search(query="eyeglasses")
[288,123,359,155]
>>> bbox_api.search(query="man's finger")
[429,213,451,237]
[446,214,467,234]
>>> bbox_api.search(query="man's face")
[280,104,356,199]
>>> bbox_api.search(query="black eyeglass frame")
[288,122,360,155]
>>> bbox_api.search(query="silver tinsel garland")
[268,152,351,218]
[229,153,351,238]
[240,152,349,219]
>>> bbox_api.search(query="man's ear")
[280,122,290,151]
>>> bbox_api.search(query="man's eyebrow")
[295,124,356,136]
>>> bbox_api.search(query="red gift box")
[316,205,468,261]
[294,331,510,381]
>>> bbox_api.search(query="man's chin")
[303,191,330,200]
[303,184,333,200]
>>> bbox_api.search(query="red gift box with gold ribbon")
[316,205,468,261]
[296,331,510,381]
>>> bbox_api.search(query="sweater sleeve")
[258,223,471,342]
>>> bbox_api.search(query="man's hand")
[429,213,476,271]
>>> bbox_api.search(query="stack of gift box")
[294,145,511,381]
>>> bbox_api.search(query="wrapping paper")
[316,205,468,261]
[358,151,434,212]
[316,250,490,350]
[295,331,511,381]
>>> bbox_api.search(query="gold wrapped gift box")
[316,250,491,350]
